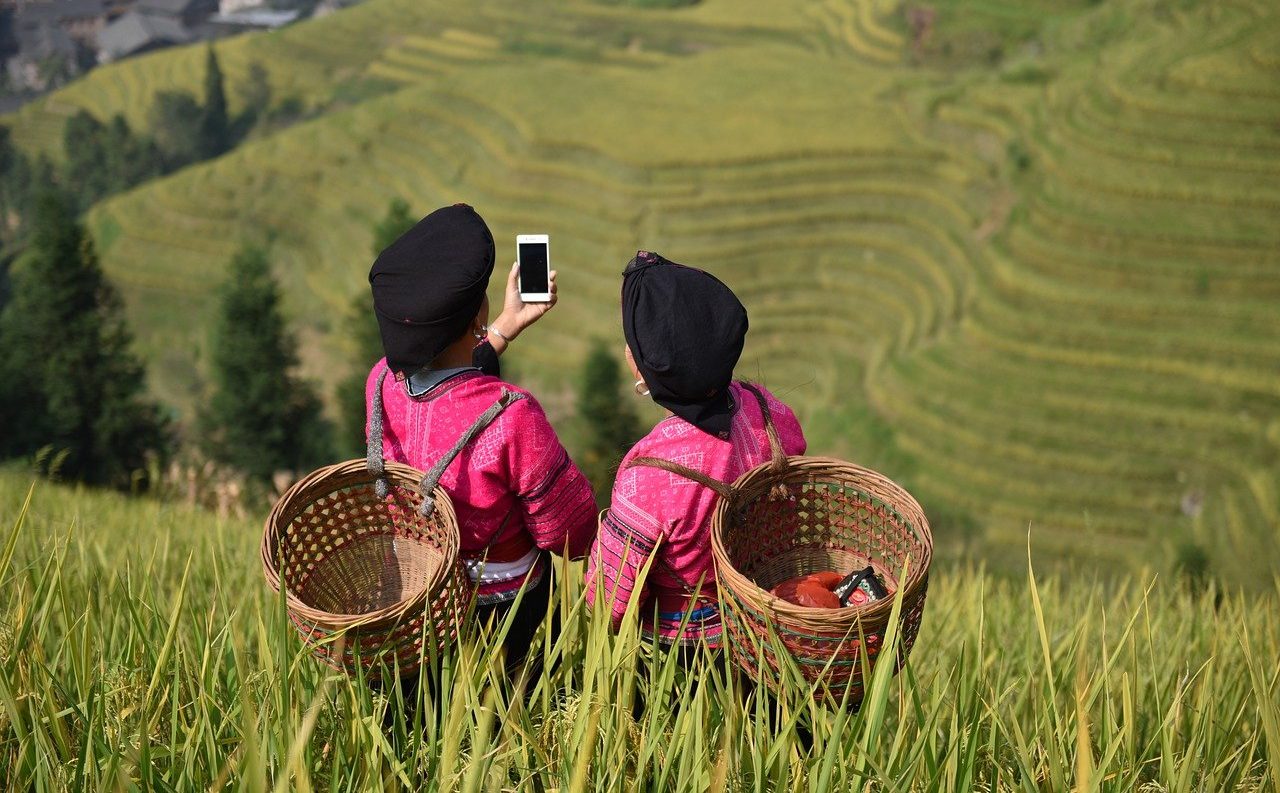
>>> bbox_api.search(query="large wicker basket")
[261,459,470,680]
[712,386,932,705]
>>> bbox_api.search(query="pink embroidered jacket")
[585,382,807,646]
[366,359,596,605]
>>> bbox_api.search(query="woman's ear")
[624,344,643,381]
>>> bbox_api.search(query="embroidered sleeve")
[506,397,597,559]
[585,503,656,629]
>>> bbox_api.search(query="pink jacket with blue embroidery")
[585,382,807,646]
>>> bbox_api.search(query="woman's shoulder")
[453,374,543,410]
[732,381,807,455]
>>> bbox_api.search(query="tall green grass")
[1,472,1276,790]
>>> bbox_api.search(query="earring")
[473,327,485,340]
[634,379,650,397]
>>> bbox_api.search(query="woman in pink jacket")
[585,251,807,652]
[367,204,596,676]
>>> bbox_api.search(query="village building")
[95,6,187,62]
[4,0,107,91]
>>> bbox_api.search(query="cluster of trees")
[0,126,49,249]
[0,185,334,489]
[0,191,167,487]
[149,49,270,172]
[0,48,272,246]
[0,47,294,488]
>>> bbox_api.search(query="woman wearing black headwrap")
[584,251,808,650]
[366,204,597,685]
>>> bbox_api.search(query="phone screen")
[518,242,549,293]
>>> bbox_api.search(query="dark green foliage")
[62,111,164,210]
[370,197,416,256]
[149,51,265,170]
[1006,139,1032,173]
[200,245,333,480]
[337,198,416,454]
[1174,540,1211,590]
[199,47,230,160]
[0,190,168,486]
[577,339,643,503]
[150,90,204,170]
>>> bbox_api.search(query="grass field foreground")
[1,471,1276,790]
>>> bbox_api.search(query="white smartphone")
[516,234,551,303]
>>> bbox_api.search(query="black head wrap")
[369,203,496,375]
[621,251,748,440]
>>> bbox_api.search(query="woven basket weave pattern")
[262,460,469,679]
[712,455,932,703]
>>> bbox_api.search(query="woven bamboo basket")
[710,387,933,705]
[261,459,470,680]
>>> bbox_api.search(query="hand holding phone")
[488,242,557,349]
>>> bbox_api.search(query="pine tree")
[0,190,168,485]
[199,46,230,160]
[337,198,415,454]
[577,339,643,503]
[200,245,332,481]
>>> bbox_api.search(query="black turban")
[369,204,495,375]
[621,251,748,440]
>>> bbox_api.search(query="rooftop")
[97,9,189,61]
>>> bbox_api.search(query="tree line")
[0,48,273,249]
[0,182,643,500]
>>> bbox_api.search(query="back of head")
[621,251,748,439]
[369,203,495,375]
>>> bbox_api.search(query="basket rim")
[261,458,460,630]
[711,454,933,631]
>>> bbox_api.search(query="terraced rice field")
[4,0,1278,585]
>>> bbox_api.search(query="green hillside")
[5,0,1279,585]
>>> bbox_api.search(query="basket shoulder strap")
[624,457,730,604]
[738,381,787,472]
[366,366,392,498]
[627,456,734,499]
[417,388,527,517]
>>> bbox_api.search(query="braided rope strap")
[366,368,392,498]
[626,381,787,504]
[416,389,526,517]
[366,366,528,513]
[628,456,733,499]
